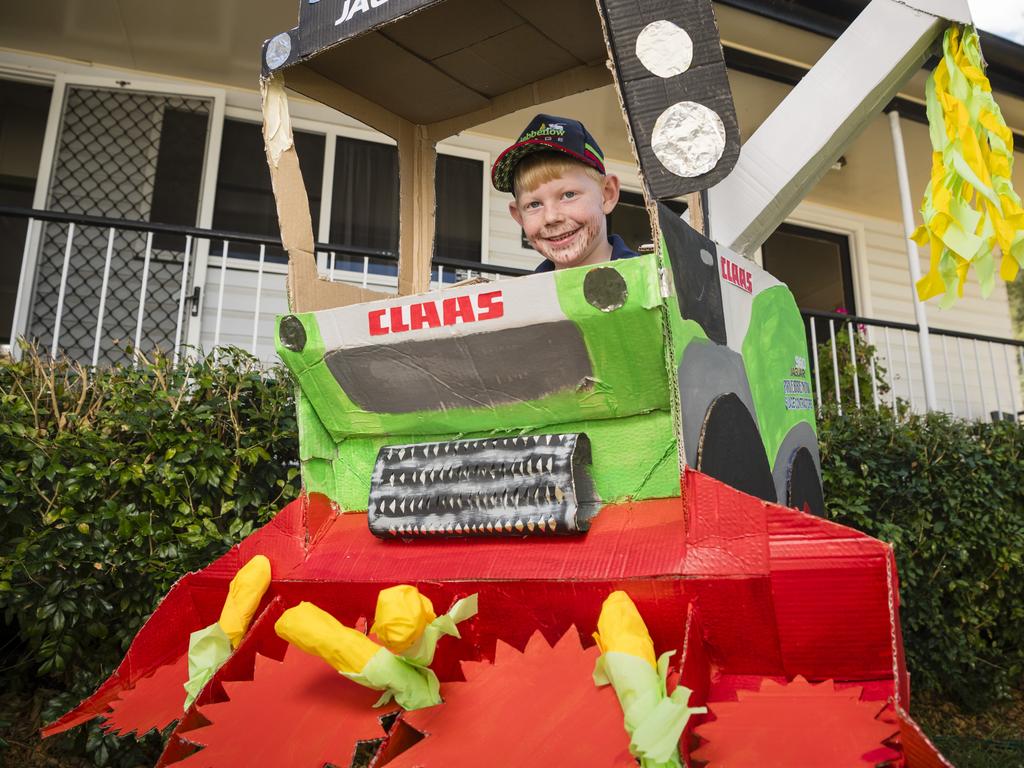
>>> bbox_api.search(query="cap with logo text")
[491,114,606,194]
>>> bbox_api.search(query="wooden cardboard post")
[262,75,387,313]
[397,123,437,296]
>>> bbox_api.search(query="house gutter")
[720,43,1024,152]
[716,0,1024,101]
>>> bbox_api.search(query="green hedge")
[819,405,1024,709]
[0,348,300,765]
[0,352,1020,763]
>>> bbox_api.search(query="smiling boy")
[491,114,637,272]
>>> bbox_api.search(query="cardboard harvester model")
[47,0,999,765]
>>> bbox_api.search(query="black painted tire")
[786,446,825,517]
[696,393,778,504]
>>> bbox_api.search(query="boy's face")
[509,166,621,270]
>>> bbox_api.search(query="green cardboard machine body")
[276,203,821,515]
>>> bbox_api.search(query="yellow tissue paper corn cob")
[371,585,438,654]
[593,591,705,768]
[184,554,273,710]
[218,554,272,649]
[593,590,657,668]
[275,601,381,675]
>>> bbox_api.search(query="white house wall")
[790,200,1021,418]
[2,49,1019,418]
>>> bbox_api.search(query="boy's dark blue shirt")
[533,234,638,272]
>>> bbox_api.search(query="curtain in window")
[329,138,483,274]
[329,136,399,255]
[211,119,324,261]
[435,154,482,264]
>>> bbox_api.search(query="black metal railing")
[5,205,1020,422]
[801,308,1023,422]
[3,206,528,364]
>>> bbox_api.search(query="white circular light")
[651,101,726,178]
[265,33,292,70]
[636,20,693,78]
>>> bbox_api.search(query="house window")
[150,107,209,251]
[435,154,484,264]
[0,78,52,345]
[210,118,325,261]
[761,223,856,314]
[328,136,483,276]
[328,135,399,274]
[210,124,483,276]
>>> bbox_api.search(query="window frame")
[761,221,857,315]
[770,204,872,317]
[215,106,490,289]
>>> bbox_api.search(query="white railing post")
[884,327,897,416]
[956,337,972,420]
[847,321,861,409]
[1002,345,1020,421]
[869,353,880,411]
[133,231,154,366]
[829,318,842,415]
[901,329,915,413]
[213,240,228,349]
[251,243,266,355]
[973,339,988,420]
[50,222,76,359]
[988,342,1003,418]
[91,227,116,367]
[941,335,954,415]
[173,235,193,367]
[10,218,41,360]
[889,111,938,411]
[810,320,822,412]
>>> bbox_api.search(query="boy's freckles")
[510,169,618,270]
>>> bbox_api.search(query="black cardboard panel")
[598,0,740,198]
[625,71,741,198]
[262,0,445,77]
[657,202,727,345]
[300,0,444,53]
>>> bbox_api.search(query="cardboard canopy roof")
[261,0,741,201]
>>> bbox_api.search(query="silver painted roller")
[367,434,599,539]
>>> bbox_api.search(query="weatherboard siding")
[196,130,1020,420]
[791,200,1019,417]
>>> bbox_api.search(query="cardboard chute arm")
[261,75,392,312]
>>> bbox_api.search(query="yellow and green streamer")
[913,25,1024,307]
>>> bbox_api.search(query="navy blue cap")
[491,114,606,194]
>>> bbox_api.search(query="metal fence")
[7,206,1022,422]
[802,309,1024,422]
[4,206,525,365]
